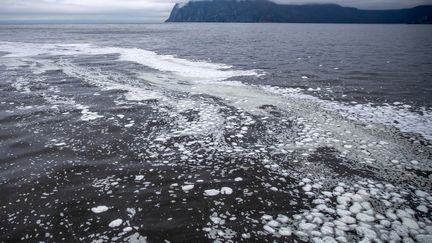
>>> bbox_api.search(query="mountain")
[166,0,432,24]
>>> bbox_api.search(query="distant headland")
[166,0,432,24]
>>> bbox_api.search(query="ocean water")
[0,24,431,242]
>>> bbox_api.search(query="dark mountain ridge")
[166,0,432,24]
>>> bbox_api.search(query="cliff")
[166,0,432,24]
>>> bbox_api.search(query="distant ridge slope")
[166,0,432,24]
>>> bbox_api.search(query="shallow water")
[0,24,431,242]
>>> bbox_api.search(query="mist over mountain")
[166,0,432,23]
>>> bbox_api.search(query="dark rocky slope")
[166,0,432,24]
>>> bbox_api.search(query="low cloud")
[274,0,432,9]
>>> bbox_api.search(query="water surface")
[0,24,431,242]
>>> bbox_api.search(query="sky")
[1,0,431,23]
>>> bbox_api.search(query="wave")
[0,41,261,83]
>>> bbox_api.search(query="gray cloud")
[1,0,431,23]
[0,0,177,23]
[274,0,432,9]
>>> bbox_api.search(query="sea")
[0,23,431,242]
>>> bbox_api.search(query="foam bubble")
[91,206,109,214]
[108,219,123,228]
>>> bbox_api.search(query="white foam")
[264,225,276,234]
[58,60,166,102]
[75,104,103,121]
[220,187,233,195]
[2,41,430,144]
[108,219,123,228]
[123,227,133,232]
[0,42,94,58]
[402,217,420,230]
[279,227,292,236]
[262,86,432,141]
[37,84,104,122]
[11,77,31,93]
[204,189,220,196]
[416,205,428,213]
[182,184,194,192]
[91,206,109,214]
[118,48,260,82]
[0,41,261,84]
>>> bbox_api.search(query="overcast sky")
[1,0,431,23]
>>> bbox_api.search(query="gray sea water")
[0,24,431,242]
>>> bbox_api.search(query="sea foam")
[0,41,260,83]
